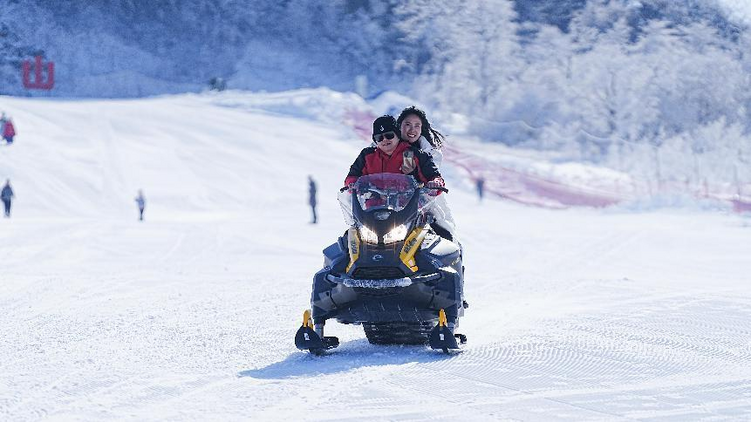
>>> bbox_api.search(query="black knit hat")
[372,115,398,136]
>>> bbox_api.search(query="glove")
[426,178,445,196]
[343,176,359,193]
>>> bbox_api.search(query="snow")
[1,91,751,420]
[717,0,751,24]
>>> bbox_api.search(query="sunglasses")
[374,131,396,143]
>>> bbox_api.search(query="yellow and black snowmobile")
[295,173,467,354]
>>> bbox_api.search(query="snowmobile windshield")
[337,174,440,227]
[353,174,417,212]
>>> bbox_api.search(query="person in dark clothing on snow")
[476,176,485,202]
[1,179,14,217]
[308,175,318,224]
[135,190,145,221]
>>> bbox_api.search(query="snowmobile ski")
[295,310,339,355]
[428,309,466,353]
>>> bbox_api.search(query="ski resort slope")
[1,91,751,421]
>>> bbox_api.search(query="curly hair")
[396,106,445,149]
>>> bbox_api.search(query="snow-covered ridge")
[2,89,747,221]
[0,90,362,219]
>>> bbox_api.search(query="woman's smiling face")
[400,114,422,144]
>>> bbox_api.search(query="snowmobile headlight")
[384,224,409,244]
[358,225,379,244]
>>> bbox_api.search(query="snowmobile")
[295,173,467,354]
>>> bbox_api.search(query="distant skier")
[476,176,485,202]
[308,176,318,224]
[1,179,14,217]
[2,113,15,144]
[135,190,145,221]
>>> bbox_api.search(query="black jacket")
[1,185,13,201]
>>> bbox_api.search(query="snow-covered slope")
[1,92,751,420]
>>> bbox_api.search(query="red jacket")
[3,121,14,138]
[345,141,443,186]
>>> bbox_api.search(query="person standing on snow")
[1,179,14,217]
[476,176,485,202]
[135,190,145,221]
[308,175,318,224]
[2,114,15,144]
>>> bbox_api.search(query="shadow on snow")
[238,338,457,380]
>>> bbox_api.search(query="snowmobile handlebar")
[426,186,449,193]
[339,184,449,193]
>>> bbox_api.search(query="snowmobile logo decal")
[400,227,427,272]
[372,254,383,262]
[346,227,361,273]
